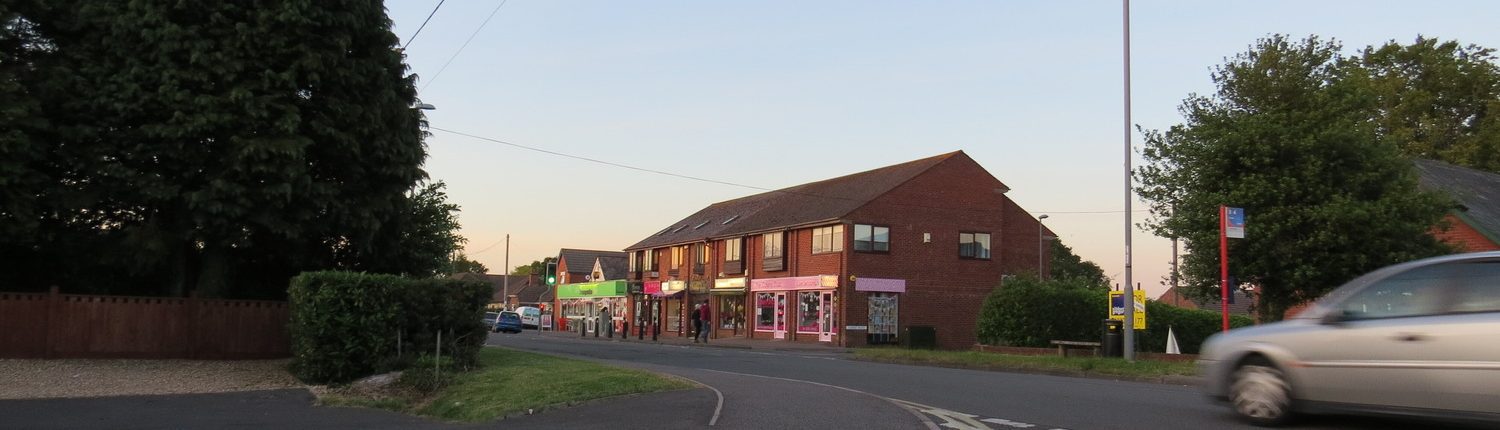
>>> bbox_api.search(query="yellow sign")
[1109,290,1147,330]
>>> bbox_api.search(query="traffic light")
[545,261,557,286]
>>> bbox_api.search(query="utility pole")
[1121,0,1136,362]
[503,234,510,311]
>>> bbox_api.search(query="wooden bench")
[1050,340,1101,357]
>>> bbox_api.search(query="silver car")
[1199,251,1500,426]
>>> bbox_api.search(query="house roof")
[626,151,977,251]
[1156,285,1254,316]
[1414,159,1500,243]
[558,249,627,275]
[598,256,629,280]
[452,273,540,303]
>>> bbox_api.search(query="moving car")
[1200,251,1500,426]
[495,311,523,334]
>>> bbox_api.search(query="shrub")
[976,276,1107,347]
[397,354,457,393]
[288,271,404,384]
[1137,301,1254,354]
[288,271,490,384]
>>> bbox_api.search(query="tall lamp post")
[1037,214,1050,278]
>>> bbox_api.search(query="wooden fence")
[0,287,290,359]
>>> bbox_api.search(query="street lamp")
[1038,214,1050,277]
[413,102,436,110]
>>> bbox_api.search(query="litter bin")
[905,326,937,350]
[1101,319,1123,357]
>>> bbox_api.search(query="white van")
[514,306,541,328]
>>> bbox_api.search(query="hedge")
[288,271,489,384]
[976,277,1256,354]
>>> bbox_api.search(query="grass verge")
[320,347,695,422]
[852,347,1197,380]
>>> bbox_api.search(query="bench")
[1050,340,1101,357]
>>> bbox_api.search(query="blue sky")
[385,1,1500,298]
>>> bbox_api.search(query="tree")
[1048,240,1108,289]
[1137,35,1452,321]
[448,253,489,275]
[1359,37,1500,173]
[1,2,430,298]
[511,258,556,276]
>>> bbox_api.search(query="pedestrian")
[690,304,702,343]
[698,300,711,343]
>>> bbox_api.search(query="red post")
[1219,205,1230,332]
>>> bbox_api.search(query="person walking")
[697,299,712,343]
[690,304,703,343]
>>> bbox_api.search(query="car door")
[1415,260,1500,414]
[1294,262,1456,410]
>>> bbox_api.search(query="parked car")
[1200,251,1500,426]
[482,311,501,332]
[514,306,541,329]
[495,311,523,334]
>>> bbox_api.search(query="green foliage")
[977,276,1107,347]
[1049,240,1109,288]
[288,271,489,385]
[1359,37,1500,173]
[511,257,556,276]
[1137,35,1454,321]
[367,182,470,279]
[1138,302,1254,354]
[288,271,404,385]
[397,355,457,394]
[0,2,447,299]
[447,253,488,275]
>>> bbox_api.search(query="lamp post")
[1038,214,1049,278]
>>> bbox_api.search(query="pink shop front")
[748,275,839,343]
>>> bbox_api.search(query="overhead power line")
[421,0,510,91]
[402,0,447,50]
[430,126,1143,216]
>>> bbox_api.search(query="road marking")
[700,369,940,430]
[981,417,1036,428]
[659,373,724,427]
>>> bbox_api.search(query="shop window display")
[755,293,775,331]
[798,291,820,333]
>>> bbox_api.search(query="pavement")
[532,326,851,353]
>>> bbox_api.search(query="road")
[489,333,1453,430]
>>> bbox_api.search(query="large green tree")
[1,1,440,298]
[1137,35,1453,321]
[1049,240,1108,289]
[1360,37,1500,172]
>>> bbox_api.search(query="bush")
[976,276,1107,348]
[288,272,404,384]
[1137,301,1254,354]
[397,354,457,393]
[288,271,490,384]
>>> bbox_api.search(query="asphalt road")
[488,333,1466,430]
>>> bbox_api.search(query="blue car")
[494,311,523,334]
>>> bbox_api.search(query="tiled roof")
[558,249,627,275]
[626,151,967,251]
[452,273,537,303]
[599,256,629,280]
[1414,159,1500,242]
[1156,285,1254,315]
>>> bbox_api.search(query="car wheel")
[1229,358,1293,426]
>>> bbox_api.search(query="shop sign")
[557,280,628,299]
[853,277,906,293]
[1109,290,1147,330]
[660,280,687,295]
[845,325,868,331]
[750,275,838,291]
[644,281,662,295]
[714,277,747,289]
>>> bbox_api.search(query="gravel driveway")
[0,359,301,399]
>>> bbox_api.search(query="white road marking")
[981,417,1036,428]
[658,373,724,427]
[700,369,941,430]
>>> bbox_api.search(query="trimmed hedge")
[288,271,489,384]
[976,276,1106,348]
[976,277,1256,354]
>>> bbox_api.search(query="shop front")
[645,280,687,337]
[711,277,748,338]
[749,275,838,342]
[557,280,629,337]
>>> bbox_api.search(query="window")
[694,220,710,229]
[797,291,821,333]
[755,293,776,331]
[643,249,658,271]
[671,246,683,269]
[959,232,991,259]
[629,252,637,271]
[724,238,742,262]
[695,243,708,265]
[1446,262,1500,314]
[812,225,844,254]
[1339,262,1500,320]
[671,224,687,233]
[763,232,784,259]
[723,215,740,225]
[854,224,890,252]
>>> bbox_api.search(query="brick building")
[551,248,629,334]
[622,151,1049,349]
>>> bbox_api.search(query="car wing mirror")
[1321,310,1348,326]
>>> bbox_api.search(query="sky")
[383,1,1500,299]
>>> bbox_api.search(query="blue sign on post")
[1226,207,1245,239]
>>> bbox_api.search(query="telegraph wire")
[421,0,510,91]
[430,126,1145,216]
[402,0,447,50]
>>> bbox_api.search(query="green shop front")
[555,280,629,337]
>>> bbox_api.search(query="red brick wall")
[1434,214,1500,252]
[842,154,1043,349]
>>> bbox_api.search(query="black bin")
[905,326,937,350]
[1101,319,1123,357]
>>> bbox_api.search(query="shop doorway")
[819,292,834,342]
[868,293,899,344]
[773,292,787,339]
[717,295,746,337]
